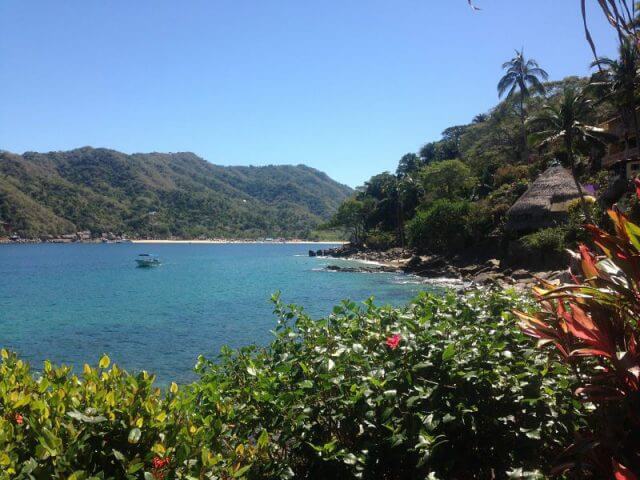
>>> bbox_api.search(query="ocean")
[0,243,439,384]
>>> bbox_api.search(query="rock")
[404,255,423,270]
[548,269,573,284]
[485,258,501,270]
[316,249,323,256]
[511,269,530,280]
[458,264,482,276]
[308,250,317,257]
[473,271,504,285]
[324,264,398,274]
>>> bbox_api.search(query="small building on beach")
[505,165,582,234]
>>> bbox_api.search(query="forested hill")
[0,147,353,239]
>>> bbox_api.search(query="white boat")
[135,254,161,267]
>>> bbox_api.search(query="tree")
[528,86,613,222]
[329,198,369,245]
[472,113,488,123]
[590,38,640,150]
[498,49,549,161]
[396,153,422,178]
[419,159,475,202]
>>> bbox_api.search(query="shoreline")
[131,239,347,245]
[318,245,572,291]
[0,238,347,245]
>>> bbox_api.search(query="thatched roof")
[505,166,581,233]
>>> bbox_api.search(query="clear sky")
[0,0,620,187]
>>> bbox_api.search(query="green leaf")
[128,428,142,444]
[99,354,110,369]
[442,343,455,361]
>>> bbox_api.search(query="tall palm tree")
[498,50,549,161]
[528,87,613,222]
[590,38,640,151]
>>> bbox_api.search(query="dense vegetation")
[329,60,629,260]
[0,290,584,479]
[0,148,352,239]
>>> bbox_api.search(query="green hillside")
[0,147,352,239]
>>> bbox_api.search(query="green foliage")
[364,229,397,250]
[0,351,260,479]
[407,200,471,254]
[520,227,568,255]
[329,198,370,245]
[0,148,353,239]
[0,291,583,479]
[192,290,581,479]
[518,198,640,477]
[420,159,475,202]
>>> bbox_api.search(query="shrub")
[520,227,568,255]
[0,291,583,479]
[0,351,261,479]
[407,199,470,254]
[493,164,530,187]
[193,290,581,479]
[365,229,397,250]
[516,185,640,477]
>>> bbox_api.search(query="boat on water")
[135,253,161,267]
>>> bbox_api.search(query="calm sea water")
[0,243,435,384]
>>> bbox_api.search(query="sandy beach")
[131,239,346,245]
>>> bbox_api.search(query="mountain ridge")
[0,147,352,239]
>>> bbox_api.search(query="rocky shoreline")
[310,245,572,291]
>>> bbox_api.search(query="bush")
[365,229,397,250]
[407,200,470,254]
[0,291,583,479]
[520,226,568,255]
[493,164,530,187]
[517,184,640,477]
[192,291,581,479]
[0,352,259,478]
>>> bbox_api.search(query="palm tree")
[590,38,640,151]
[528,87,613,222]
[498,50,549,161]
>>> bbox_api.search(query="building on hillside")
[505,165,582,234]
[599,112,640,180]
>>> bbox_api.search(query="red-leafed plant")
[516,180,640,478]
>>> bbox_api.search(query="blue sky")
[0,1,619,187]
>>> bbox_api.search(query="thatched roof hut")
[505,165,581,233]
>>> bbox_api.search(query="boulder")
[308,250,317,257]
[485,258,501,270]
[511,269,530,280]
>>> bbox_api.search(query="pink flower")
[14,413,23,425]
[386,334,401,350]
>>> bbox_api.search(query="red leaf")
[613,459,638,480]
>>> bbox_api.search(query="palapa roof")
[505,165,581,233]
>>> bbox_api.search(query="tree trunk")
[568,146,593,224]
[396,197,405,249]
[521,95,528,162]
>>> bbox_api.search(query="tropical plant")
[193,290,581,479]
[590,38,640,149]
[516,180,640,478]
[528,86,613,221]
[498,49,549,161]
[0,351,262,479]
[328,198,370,245]
[407,199,471,254]
[419,159,475,202]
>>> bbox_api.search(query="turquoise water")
[0,243,433,384]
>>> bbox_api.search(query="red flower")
[386,334,401,350]
[152,456,170,469]
[14,413,23,425]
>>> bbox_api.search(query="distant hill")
[0,147,353,239]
